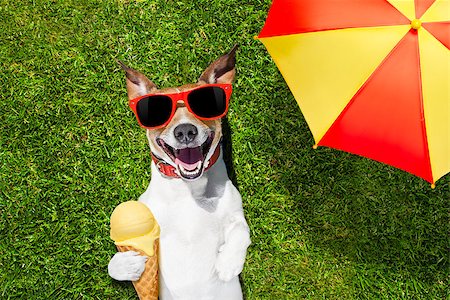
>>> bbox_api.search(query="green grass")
[0,0,448,299]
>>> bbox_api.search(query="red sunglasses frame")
[129,83,232,129]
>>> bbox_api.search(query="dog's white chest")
[139,175,225,290]
[160,203,222,278]
[153,193,223,247]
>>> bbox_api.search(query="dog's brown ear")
[199,45,238,84]
[116,60,157,99]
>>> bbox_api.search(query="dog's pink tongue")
[175,147,203,170]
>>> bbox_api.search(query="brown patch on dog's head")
[118,46,237,180]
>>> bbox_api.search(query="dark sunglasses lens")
[187,87,227,118]
[136,95,172,127]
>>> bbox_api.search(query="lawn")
[0,0,448,299]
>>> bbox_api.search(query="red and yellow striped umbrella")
[257,0,449,186]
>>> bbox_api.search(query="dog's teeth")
[177,161,203,179]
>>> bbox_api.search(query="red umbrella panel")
[258,0,450,185]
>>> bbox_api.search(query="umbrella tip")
[253,35,259,40]
[411,19,422,30]
[312,144,318,150]
[431,183,436,189]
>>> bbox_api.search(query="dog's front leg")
[215,213,251,282]
[108,251,148,281]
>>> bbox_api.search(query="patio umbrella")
[257,0,449,187]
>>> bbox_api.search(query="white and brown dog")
[108,46,251,300]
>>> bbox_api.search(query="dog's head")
[119,46,237,181]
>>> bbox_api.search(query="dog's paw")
[108,251,148,281]
[215,247,246,282]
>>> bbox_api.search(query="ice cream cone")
[116,239,159,300]
[110,201,160,300]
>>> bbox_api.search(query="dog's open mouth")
[157,132,215,180]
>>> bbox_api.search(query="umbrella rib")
[415,30,434,183]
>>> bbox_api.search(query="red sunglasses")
[129,84,232,129]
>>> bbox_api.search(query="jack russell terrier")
[108,45,251,300]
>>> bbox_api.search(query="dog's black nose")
[174,123,198,144]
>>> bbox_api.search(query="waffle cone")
[116,239,159,300]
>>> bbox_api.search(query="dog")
[108,45,251,300]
